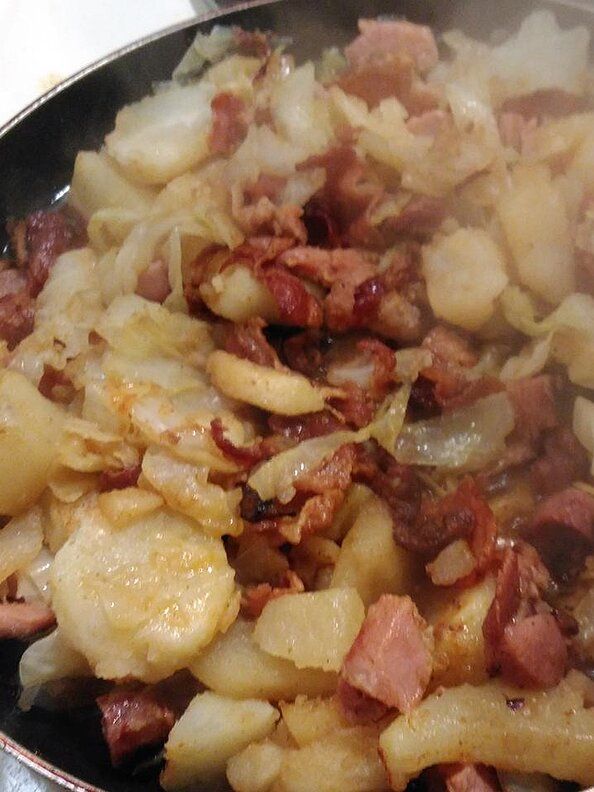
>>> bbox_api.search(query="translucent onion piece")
[394,393,516,471]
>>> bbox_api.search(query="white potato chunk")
[51,497,236,682]
[331,496,419,606]
[0,371,65,515]
[280,696,349,747]
[190,619,337,700]
[105,81,214,185]
[277,728,389,792]
[379,674,594,789]
[227,741,286,792]
[253,589,365,672]
[207,351,338,415]
[161,691,279,790]
[69,150,156,219]
[422,228,508,331]
[200,265,279,323]
[424,575,496,688]
[496,164,575,304]
[0,507,43,585]
[97,487,164,528]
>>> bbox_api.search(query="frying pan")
[1,0,594,789]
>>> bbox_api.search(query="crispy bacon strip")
[224,317,281,367]
[241,570,304,618]
[260,265,323,328]
[98,466,141,492]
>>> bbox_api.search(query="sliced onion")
[426,539,476,586]
[394,392,515,471]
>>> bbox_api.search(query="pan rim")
[2,0,594,789]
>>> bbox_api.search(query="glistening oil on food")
[0,8,593,792]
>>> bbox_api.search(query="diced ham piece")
[438,763,501,792]
[345,19,439,73]
[498,612,567,689]
[135,259,171,303]
[209,92,249,155]
[525,487,594,578]
[0,601,56,639]
[341,594,433,713]
[336,678,388,724]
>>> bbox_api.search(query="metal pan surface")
[1,0,594,789]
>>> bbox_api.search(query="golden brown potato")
[0,371,65,515]
[190,619,337,701]
[379,673,594,789]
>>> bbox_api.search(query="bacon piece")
[385,195,447,239]
[282,330,327,380]
[224,317,280,367]
[278,246,377,287]
[282,489,345,542]
[501,88,586,119]
[525,488,594,578]
[211,418,268,469]
[294,444,356,495]
[98,677,197,767]
[337,678,388,724]
[0,287,34,349]
[38,365,75,404]
[341,594,433,713]
[352,277,385,326]
[498,612,567,688]
[244,175,286,205]
[505,375,558,445]
[260,265,323,327]
[437,763,501,792]
[530,426,590,495]
[268,411,344,441]
[234,198,307,243]
[356,338,395,399]
[0,601,56,639]
[331,381,376,428]
[302,146,384,247]
[371,288,424,343]
[233,27,272,59]
[209,92,248,155]
[345,19,439,74]
[98,465,141,492]
[25,209,85,297]
[135,259,171,303]
[241,570,304,618]
[423,325,478,369]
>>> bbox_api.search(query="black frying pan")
[1,0,594,789]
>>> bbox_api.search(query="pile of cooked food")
[0,8,593,791]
